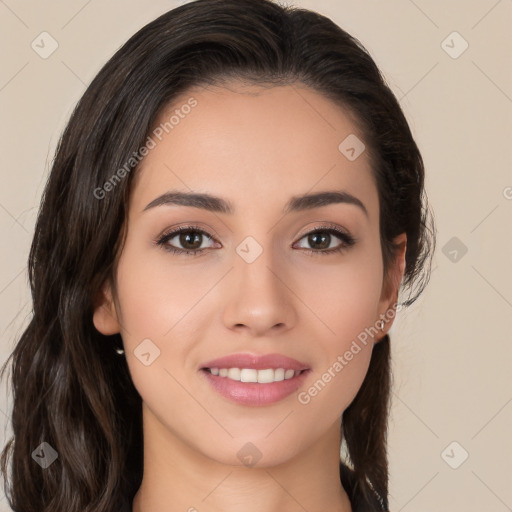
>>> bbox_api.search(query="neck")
[132,403,352,512]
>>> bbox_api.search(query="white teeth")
[284,369,295,379]
[274,368,285,381]
[207,367,302,383]
[241,369,258,382]
[227,368,241,380]
[257,369,274,383]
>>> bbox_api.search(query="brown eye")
[156,224,356,256]
[156,226,218,255]
[294,226,356,256]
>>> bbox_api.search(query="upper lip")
[200,352,310,371]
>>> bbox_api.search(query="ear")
[92,281,121,335]
[375,232,407,341]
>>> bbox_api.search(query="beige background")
[1,0,511,510]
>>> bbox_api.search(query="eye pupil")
[309,232,330,250]
[180,232,202,250]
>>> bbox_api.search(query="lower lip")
[200,369,311,406]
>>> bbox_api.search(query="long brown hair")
[0,0,435,510]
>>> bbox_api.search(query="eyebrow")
[143,189,368,217]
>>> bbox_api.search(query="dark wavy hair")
[0,0,435,510]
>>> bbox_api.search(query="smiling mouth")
[201,367,309,383]
[200,365,311,406]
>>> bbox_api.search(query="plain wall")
[1,1,511,510]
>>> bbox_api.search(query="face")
[94,81,406,468]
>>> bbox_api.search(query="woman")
[0,0,435,510]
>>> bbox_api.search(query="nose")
[221,244,298,337]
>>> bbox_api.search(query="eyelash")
[155,223,356,257]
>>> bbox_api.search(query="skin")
[93,81,406,512]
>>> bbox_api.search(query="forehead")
[131,82,379,221]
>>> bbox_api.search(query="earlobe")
[92,283,121,335]
[376,233,407,340]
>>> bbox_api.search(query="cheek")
[299,244,384,347]
[113,244,219,396]
[114,249,202,419]
[294,247,383,418]
[114,243,211,341]
[296,277,379,431]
